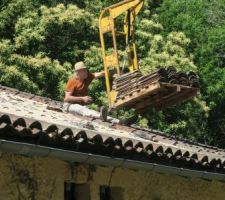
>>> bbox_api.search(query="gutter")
[0,139,224,182]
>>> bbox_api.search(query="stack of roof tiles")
[113,67,199,98]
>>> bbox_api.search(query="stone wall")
[0,153,224,200]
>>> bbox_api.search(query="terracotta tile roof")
[0,85,225,174]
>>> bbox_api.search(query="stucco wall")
[0,153,224,200]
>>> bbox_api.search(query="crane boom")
[99,0,144,106]
[99,1,199,111]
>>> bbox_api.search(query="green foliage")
[145,98,209,143]
[0,0,224,148]
[137,117,149,129]
[135,10,196,73]
[15,4,96,62]
[0,2,96,100]
[156,0,225,147]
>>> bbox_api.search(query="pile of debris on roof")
[112,67,199,111]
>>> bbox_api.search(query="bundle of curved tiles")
[113,67,199,98]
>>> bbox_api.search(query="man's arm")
[94,70,105,79]
[64,91,92,104]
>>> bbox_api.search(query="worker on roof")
[63,61,109,121]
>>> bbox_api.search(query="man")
[63,61,108,121]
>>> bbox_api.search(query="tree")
[156,0,225,147]
[135,11,196,73]
[0,3,96,99]
[0,0,220,147]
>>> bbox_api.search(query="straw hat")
[74,61,87,71]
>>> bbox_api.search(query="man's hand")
[82,96,92,104]
[94,70,105,79]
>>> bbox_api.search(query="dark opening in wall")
[64,182,90,200]
[100,185,124,200]
[100,185,111,200]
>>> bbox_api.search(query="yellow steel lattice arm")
[99,0,144,107]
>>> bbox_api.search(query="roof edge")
[0,139,224,182]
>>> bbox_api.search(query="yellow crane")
[99,0,199,111]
